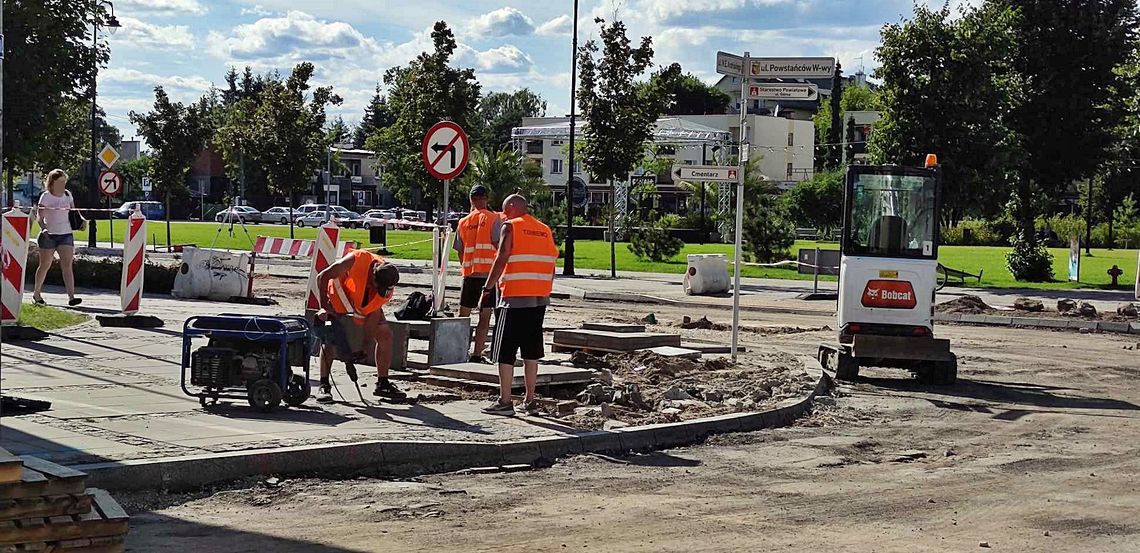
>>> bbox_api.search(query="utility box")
[369,224,386,245]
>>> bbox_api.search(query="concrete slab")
[639,346,702,360]
[552,328,681,351]
[581,322,646,333]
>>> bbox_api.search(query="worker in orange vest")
[453,185,503,363]
[314,249,405,403]
[480,194,558,416]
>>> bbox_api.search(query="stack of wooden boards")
[0,448,128,553]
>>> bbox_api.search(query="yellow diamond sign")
[98,144,119,168]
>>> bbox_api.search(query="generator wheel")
[284,374,311,407]
[248,379,283,412]
[835,353,860,381]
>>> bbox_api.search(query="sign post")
[422,121,470,313]
[731,52,750,362]
[98,169,122,248]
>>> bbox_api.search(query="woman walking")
[32,169,83,306]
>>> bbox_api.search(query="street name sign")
[716,51,744,76]
[673,165,739,182]
[747,83,819,101]
[749,57,835,78]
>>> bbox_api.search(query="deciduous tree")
[129,87,214,203]
[476,89,546,152]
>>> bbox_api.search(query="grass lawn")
[17,303,90,331]
[88,220,1139,291]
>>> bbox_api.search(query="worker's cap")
[469,185,488,198]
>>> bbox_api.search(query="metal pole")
[326,149,332,205]
[442,179,449,226]
[165,190,172,251]
[731,52,750,362]
[1085,178,1092,255]
[700,144,707,244]
[813,247,820,294]
[88,16,99,248]
[563,0,579,276]
[609,179,616,278]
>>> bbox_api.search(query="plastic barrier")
[306,223,340,313]
[173,247,251,301]
[683,253,730,295]
[120,208,146,314]
[1,206,31,325]
[247,235,353,299]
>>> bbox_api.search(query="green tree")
[783,168,844,237]
[458,147,546,208]
[248,63,342,202]
[129,87,215,204]
[3,0,111,202]
[814,84,880,169]
[117,155,153,200]
[327,116,351,145]
[992,0,1138,246]
[869,2,1018,226]
[476,89,546,152]
[740,158,795,262]
[825,62,843,169]
[352,86,396,148]
[367,22,481,215]
[640,64,730,115]
[36,99,120,180]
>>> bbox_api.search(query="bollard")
[306,222,340,314]
[1,204,31,326]
[95,207,163,328]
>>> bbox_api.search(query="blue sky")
[101,0,978,142]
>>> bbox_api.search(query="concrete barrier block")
[1009,317,1038,327]
[379,441,501,475]
[646,422,707,449]
[1099,321,1133,334]
[982,316,1013,325]
[513,435,583,461]
[1131,322,1140,334]
[934,313,961,322]
[1066,320,1098,331]
[497,440,543,466]
[614,426,657,452]
[1032,318,1069,329]
[959,314,988,324]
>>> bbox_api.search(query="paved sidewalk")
[0,289,582,468]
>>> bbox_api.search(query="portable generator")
[180,315,312,411]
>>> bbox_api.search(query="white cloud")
[208,10,382,62]
[240,5,277,17]
[475,45,533,73]
[116,0,207,17]
[470,7,534,37]
[101,68,212,93]
[633,0,795,21]
[111,17,195,50]
[536,15,573,36]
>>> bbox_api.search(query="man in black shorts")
[479,194,558,416]
[454,185,503,362]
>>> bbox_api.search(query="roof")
[511,117,730,143]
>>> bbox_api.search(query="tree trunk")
[6,171,14,208]
[1016,179,1036,245]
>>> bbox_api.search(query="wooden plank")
[0,493,91,522]
[0,468,84,500]
[0,451,22,485]
[581,322,646,333]
[17,458,85,483]
[0,494,127,545]
[88,491,127,523]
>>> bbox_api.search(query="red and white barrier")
[120,208,146,315]
[247,234,353,299]
[1,206,32,326]
[306,223,341,312]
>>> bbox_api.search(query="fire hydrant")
[1108,265,1124,286]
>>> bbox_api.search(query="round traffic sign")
[421,121,470,181]
[98,169,123,197]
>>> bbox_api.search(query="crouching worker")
[314,249,405,403]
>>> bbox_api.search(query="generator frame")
[181,314,312,411]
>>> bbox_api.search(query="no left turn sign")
[422,121,469,181]
[98,169,123,197]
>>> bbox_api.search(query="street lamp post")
[563,0,579,276]
[87,1,120,247]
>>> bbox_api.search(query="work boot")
[468,354,490,364]
[316,384,333,404]
[373,379,407,400]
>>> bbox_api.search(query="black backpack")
[395,291,433,321]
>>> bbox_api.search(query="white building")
[514,114,815,213]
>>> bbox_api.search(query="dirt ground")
[120,296,1140,552]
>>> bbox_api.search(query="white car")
[261,207,294,224]
[295,210,334,227]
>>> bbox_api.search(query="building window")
[525,140,543,154]
[573,160,582,173]
[787,132,794,147]
[786,163,794,179]
[683,159,695,165]
[551,159,564,174]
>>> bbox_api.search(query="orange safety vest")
[499,214,558,298]
[328,250,392,324]
[457,208,498,277]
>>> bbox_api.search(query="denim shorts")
[37,232,75,249]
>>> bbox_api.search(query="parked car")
[361,209,397,220]
[292,203,329,220]
[295,210,332,227]
[326,205,362,228]
[260,206,294,224]
[215,205,261,223]
[114,201,165,220]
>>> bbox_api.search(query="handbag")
[64,190,86,231]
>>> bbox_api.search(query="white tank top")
[38,191,74,235]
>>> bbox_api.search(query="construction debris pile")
[562,350,815,429]
[936,295,1139,321]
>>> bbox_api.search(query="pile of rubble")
[562,350,815,429]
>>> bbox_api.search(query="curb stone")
[76,366,833,492]
[935,313,1140,335]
